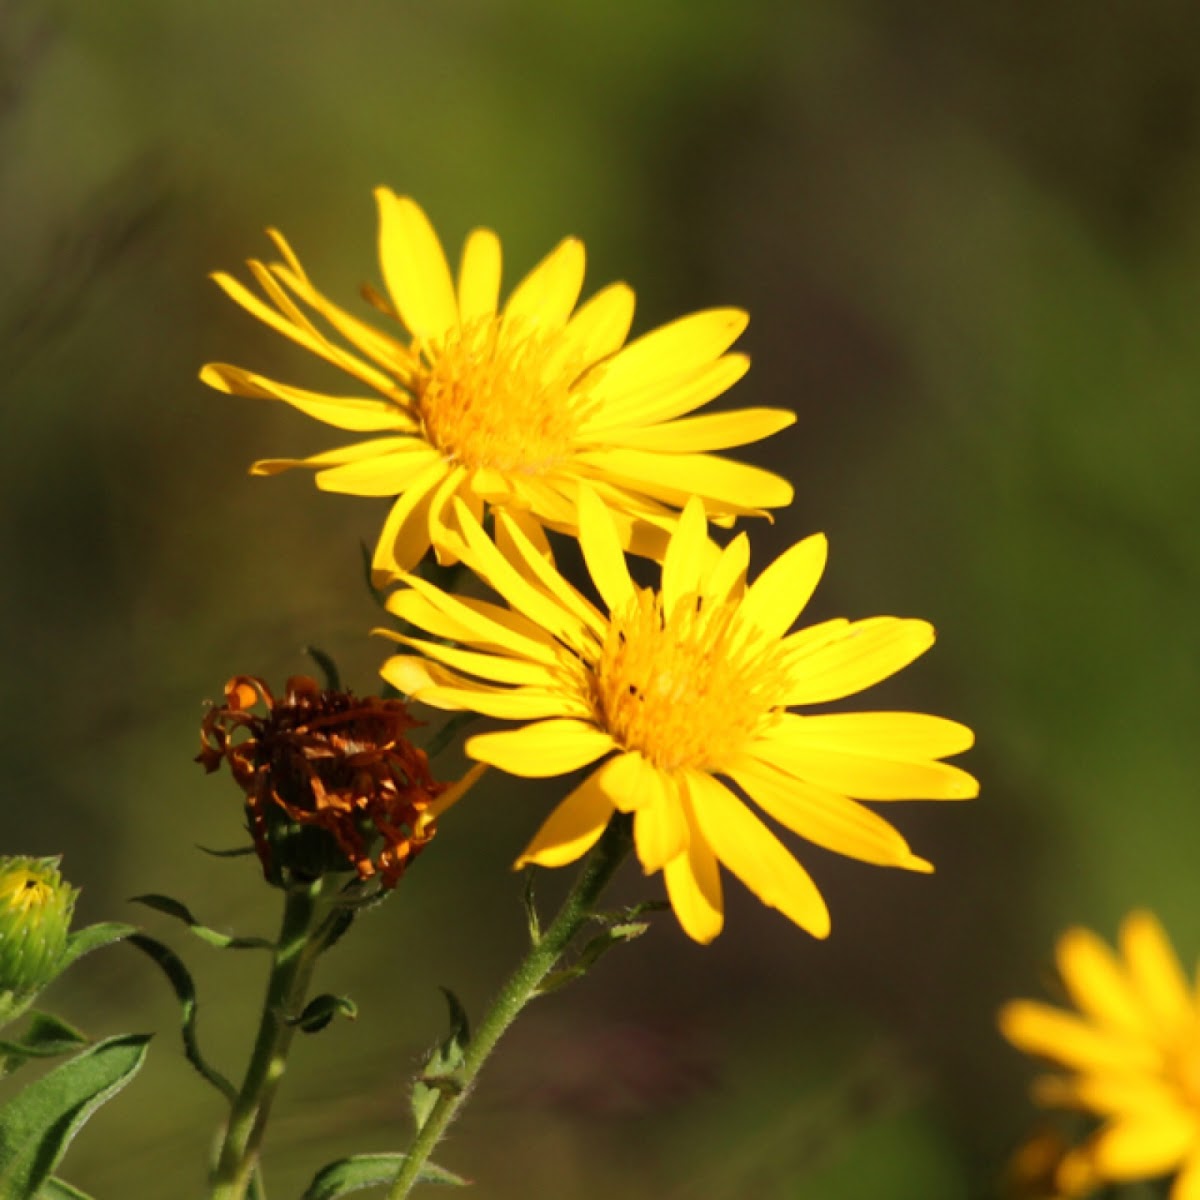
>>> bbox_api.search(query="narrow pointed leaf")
[58,924,137,972]
[130,895,273,951]
[126,934,236,1102]
[302,1152,468,1198]
[37,1176,94,1199]
[412,988,470,1132]
[0,1014,90,1072]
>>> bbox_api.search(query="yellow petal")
[457,227,502,324]
[389,634,564,688]
[1057,927,1153,1039]
[592,749,659,813]
[1173,1151,1200,1200]
[590,309,747,400]
[768,711,975,760]
[389,572,560,664]
[998,1001,1160,1073]
[494,511,605,639]
[314,442,445,497]
[266,239,416,377]
[633,772,688,873]
[552,282,636,372]
[210,268,399,397]
[252,436,414,477]
[1121,910,1194,1036]
[385,583,547,651]
[1090,1112,1197,1180]
[599,406,794,453]
[371,460,454,579]
[660,496,709,616]
[452,500,589,650]
[503,236,585,333]
[783,618,936,706]
[747,735,978,801]
[583,354,751,434]
[663,810,724,945]
[426,464,475,566]
[729,757,931,870]
[380,655,583,719]
[375,189,458,339]
[515,768,614,868]
[577,448,794,512]
[578,485,636,615]
[737,533,827,642]
[1037,1071,1179,1116]
[683,769,830,938]
[702,532,750,606]
[466,719,615,778]
[200,363,416,432]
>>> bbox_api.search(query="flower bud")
[0,856,77,998]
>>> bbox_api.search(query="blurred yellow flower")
[1001,911,1200,1199]
[379,490,977,943]
[201,190,794,576]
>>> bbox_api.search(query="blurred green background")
[3,1,1200,1196]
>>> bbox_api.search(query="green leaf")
[37,1177,93,1199]
[304,645,342,692]
[126,934,236,1102]
[130,895,273,951]
[423,712,480,761]
[302,1152,468,1198]
[287,993,357,1034]
[195,844,257,859]
[0,1013,90,1072]
[0,1033,149,1199]
[411,988,470,1132]
[536,920,651,997]
[521,869,541,946]
[58,923,137,972]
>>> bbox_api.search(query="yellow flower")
[1001,911,1200,1199]
[201,190,794,576]
[378,490,978,943]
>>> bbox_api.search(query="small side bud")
[0,856,78,1022]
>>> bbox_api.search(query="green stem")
[385,814,633,1199]
[209,877,329,1200]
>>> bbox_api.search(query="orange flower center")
[415,316,596,473]
[594,588,787,772]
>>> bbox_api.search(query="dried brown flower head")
[198,675,445,887]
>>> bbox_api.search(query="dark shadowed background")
[3,2,1199,1196]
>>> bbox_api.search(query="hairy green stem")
[386,814,633,1199]
[209,877,328,1200]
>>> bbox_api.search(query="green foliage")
[58,924,138,972]
[287,993,358,1034]
[130,894,273,951]
[304,644,342,692]
[301,1152,467,1198]
[0,1013,90,1076]
[410,989,470,1133]
[0,1033,148,1200]
[126,934,236,1103]
[36,1178,94,1199]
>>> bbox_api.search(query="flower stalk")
[385,814,634,1200]
[209,877,330,1200]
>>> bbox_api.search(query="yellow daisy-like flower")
[201,190,795,576]
[1001,911,1200,1199]
[378,489,978,943]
